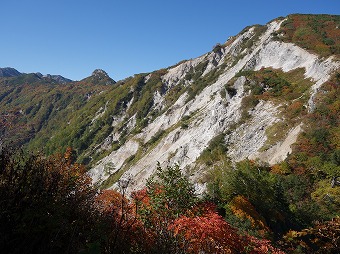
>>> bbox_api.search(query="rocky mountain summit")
[92,69,110,77]
[79,69,116,86]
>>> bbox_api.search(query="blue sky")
[0,0,339,81]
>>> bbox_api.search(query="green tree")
[146,163,197,216]
[208,160,295,236]
[133,163,197,253]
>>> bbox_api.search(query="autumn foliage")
[277,14,340,57]
[0,147,97,253]
[170,203,244,253]
[1,146,338,253]
[281,218,340,253]
[228,195,269,233]
[127,165,285,253]
[95,189,146,253]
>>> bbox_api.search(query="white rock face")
[89,140,139,184]
[88,19,339,192]
[162,55,206,87]
[227,100,280,162]
[253,124,303,165]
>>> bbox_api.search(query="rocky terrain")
[88,15,339,192]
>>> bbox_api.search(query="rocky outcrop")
[92,69,110,78]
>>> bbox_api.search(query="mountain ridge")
[0,67,73,84]
[0,67,119,85]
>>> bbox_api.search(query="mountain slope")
[0,14,339,194]
[0,70,113,148]
[87,14,339,191]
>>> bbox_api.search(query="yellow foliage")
[270,163,291,175]
[229,195,269,231]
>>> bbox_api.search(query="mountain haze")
[0,14,339,194]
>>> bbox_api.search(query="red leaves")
[169,202,286,253]
[170,203,243,253]
[95,189,125,213]
[246,236,286,254]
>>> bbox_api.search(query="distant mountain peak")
[0,67,21,77]
[92,69,109,77]
[43,74,72,84]
[79,69,116,85]
[0,68,72,85]
[35,72,43,78]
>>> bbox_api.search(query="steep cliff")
[88,15,339,192]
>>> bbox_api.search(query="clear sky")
[0,0,339,81]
